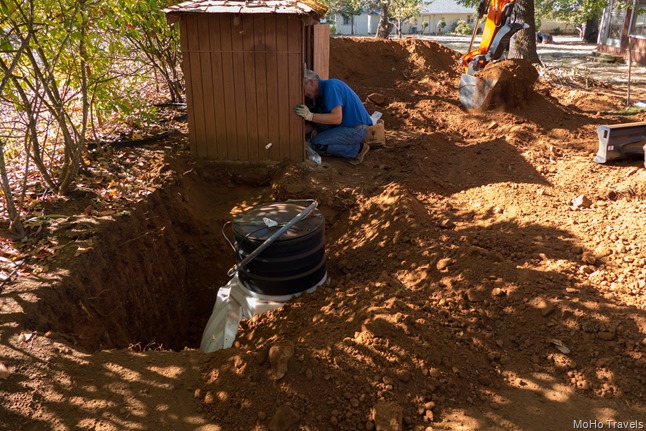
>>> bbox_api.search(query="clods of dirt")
[470,58,540,110]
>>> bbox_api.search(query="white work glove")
[294,104,314,121]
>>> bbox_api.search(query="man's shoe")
[349,144,370,165]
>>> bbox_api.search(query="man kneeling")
[294,69,373,165]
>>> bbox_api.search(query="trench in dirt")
[26,160,279,353]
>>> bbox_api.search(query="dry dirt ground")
[1,36,646,431]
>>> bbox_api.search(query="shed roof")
[163,0,327,17]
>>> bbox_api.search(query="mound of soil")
[1,37,646,431]
[469,59,540,111]
[330,37,461,86]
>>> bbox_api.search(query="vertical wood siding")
[179,22,197,156]
[179,13,307,161]
[286,16,304,161]
[304,26,312,73]
[313,24,330,79]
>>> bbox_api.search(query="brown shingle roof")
[163,0,327,17]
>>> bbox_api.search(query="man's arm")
[311,105,342,125]
[295,105,342,125]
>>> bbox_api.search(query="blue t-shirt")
[317,79,372,127]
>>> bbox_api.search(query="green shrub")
[453,20,473,35]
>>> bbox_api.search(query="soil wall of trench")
[23,163,247,353]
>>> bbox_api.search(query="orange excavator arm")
[460,0,526,73]
[457,0,528,110]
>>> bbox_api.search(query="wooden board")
[287,16,304,161]
[242,15,259,161]
[313,24,330,79]
[185,15,207,158]
[179,18,196,155]
[265,15,281,161]
[231,16,248,161]
[218,15,238,160]
[253,16,270,161]
[197,15,214,158]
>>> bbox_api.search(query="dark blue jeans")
[311,125,369,159]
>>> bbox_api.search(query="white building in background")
[333,0,475,36]
[415,0,475,35]
[332,0,573,36]
[332,11,379,35]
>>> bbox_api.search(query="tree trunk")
[376,3,392,39]
[584,17,599,43]
[10,75,58,192]
[507,0,540,63]
[0,143,25,240]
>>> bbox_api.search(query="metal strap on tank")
[226,200,319,277]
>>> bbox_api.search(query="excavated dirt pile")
[470,59,540,110]
[196,37,646,431]
[1,37,646,431]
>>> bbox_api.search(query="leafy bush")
[453,20,473,35]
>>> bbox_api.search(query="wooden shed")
[164,0,329,162]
